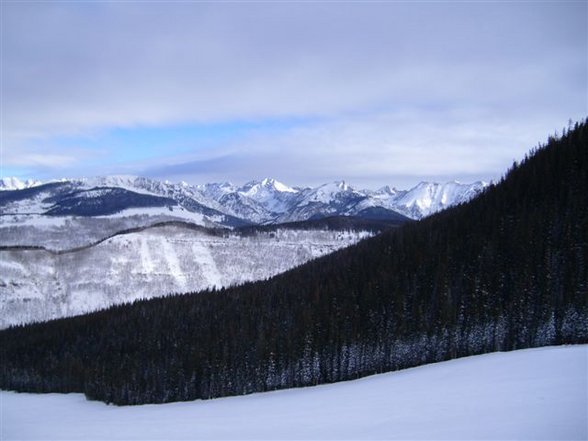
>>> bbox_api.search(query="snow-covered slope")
[240,178,298,212]
[0,177,42,191]
[202,178,487,222]
[0,174,484,326]
[0,224,371,328]
[1,175,488,224]
[2,345,585,440]
[0,179,245,229]
[391,180,488,219]
[198,178,300,223]
[198,177,488,223]
[0,175,486,327]
[274,181,363,223]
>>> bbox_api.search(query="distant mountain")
[200,178,488,222]
[0,176,407,327]
[1,121,585,405]
[0,177,42,191]
[0,175,486,227]
[0,178,249,229]
[389,181,489,219]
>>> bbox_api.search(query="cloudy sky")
[1,1,586,189]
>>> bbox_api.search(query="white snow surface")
[96,206,208,225]
[391,181,488,219]
[0,226,370,328]
[238,178,299,213]
[0,177,42,191]
[1,175,489,223]
[1,345,586,440]
[301,181,356,205]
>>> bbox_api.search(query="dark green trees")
[1,120,587,405]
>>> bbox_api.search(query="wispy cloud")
[2,2,586,186]
[137,109,563,188]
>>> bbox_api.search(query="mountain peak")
[241,178,297,196]
[0,177,43,191]
[376,185,397,195]
[78,175,143,188]
[260,178,297,193]
[1,174,489,221]
[335,180,349,191]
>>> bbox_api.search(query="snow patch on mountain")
[299,181,356,205]
[0,177,43,191]
[190,241,223,288]
[0,225,372,328]
[139,236,155,275]
[97,206,209,225]
[392,180,488,219]
[239,178,298,214]
[1,175,489,227]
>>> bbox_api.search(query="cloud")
[1,2,586,186]
[135,108,570,189]
[3,2,585,134]
[2,143,100,170]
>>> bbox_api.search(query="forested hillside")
[1,121,587,405]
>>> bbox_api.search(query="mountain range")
[0,175,488,225]
[1,121,585,405]
[2,175,443,327]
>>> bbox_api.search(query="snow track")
[159,237,187,290]
[139,237,154,275]
[191,241,222,288]
[0,226,370,328]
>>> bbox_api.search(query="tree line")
[1,120,587,405]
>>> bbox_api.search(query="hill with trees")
[1,120,586,405]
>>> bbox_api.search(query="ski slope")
[2,345,586,440]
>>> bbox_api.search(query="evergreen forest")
[1,121,587,405]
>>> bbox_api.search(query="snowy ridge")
[392,180,488,219]
[0,177,42,191]
[0,225,372,328]
[199,177,488,222]
[1,175,488,223]
[0,174,485,327]
[0,177,242,229]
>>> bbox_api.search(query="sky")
[0,1,586,189]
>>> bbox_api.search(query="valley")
[0,223,371,328]
[0,174,482,328]
[1,3,584,440]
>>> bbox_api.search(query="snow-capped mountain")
[0,174,487,327]
[366,180,489,220]
[273,181,369,223]
[240,178,299,212]
[198,178,487,222]
[197,178,300,223]
[0,177,247,229]
[198,181,275,225]
[0,175,489,225]
[0,177,42,191]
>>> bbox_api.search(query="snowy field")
[2,345,586,440]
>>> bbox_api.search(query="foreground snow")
[2,345,586,440]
